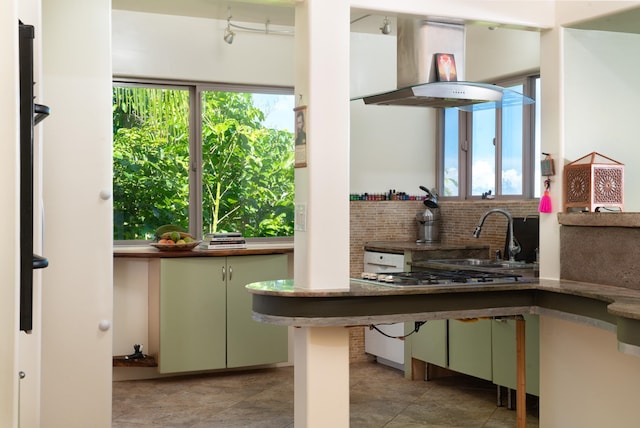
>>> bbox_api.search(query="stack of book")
[205,232,246,249]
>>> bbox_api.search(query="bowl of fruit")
[150,225,201,251]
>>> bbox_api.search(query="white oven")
[363,251,405,370]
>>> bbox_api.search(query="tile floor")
[112,362,539,427]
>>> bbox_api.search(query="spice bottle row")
[350,191,427,201]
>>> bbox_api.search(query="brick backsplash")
[348,199,539,362]
[350,199,540,277]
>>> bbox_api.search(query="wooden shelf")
[112,355,157,368]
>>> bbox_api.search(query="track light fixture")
[222,7,293,44]
[380,17,391,35]
[223,21,235,44]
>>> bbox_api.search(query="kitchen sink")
[419,258,534,270]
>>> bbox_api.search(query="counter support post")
[294,326,350,428]
[516,316,526,428]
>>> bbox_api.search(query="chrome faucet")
[472,208,521,262]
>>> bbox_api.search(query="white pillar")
[0,0,21,427]
[293,0,351,426]
[294,327,350,427]
[294,0,350,289]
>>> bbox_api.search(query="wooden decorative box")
[563,152,624,212]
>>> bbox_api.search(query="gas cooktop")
[357,269,526,287]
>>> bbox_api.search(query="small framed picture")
[294,105,307,168]
[435,53,457,82]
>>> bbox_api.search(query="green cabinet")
[409,316,539,395]
[408,320,447,369]
[448,319,493,381]
[226,255,289,368]
[491,315,539,396]
[157,254,289,374]
[159,258,227,373]
[408,319,492,381]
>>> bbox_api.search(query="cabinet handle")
[222,266,226,281]
[228,266,233,281]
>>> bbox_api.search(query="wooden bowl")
[150,241,201,251]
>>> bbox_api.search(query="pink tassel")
[539,189,552,213]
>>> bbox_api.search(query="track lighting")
[222,7,293,44]
[223,22,235,44]
[380,17,391,35]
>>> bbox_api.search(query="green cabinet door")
[409,320,448,369]
[491,315,539,396]
[448,319,493,381]
[159,258,227,373]
[226,254,289,368]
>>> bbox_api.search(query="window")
[112,81,295,241]
[438,76,540,199]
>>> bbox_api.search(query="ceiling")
[112,0,640,35]
[567,7,640,35]
[111,0,386,31]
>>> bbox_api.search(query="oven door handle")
[367,261,399,268]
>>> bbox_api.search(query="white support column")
[294,327,350,427]
[293,0,351,426]
[293,0,350,289]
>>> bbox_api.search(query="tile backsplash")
[350,199,540,277]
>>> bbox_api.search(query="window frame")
[112,78,295,243]
[436,74,539,201]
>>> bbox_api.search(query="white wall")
[465,25,540,81]
[563,28,640,211]
[113,259,150,356]
[112,10,294,86]
[540,316,640,427]
[350,32,436,195]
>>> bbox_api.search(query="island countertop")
[246,277,640,354]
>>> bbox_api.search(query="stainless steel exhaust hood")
[353,19,534,111]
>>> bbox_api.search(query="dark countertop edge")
[246,278,538,297]
[558,212,640,227]
[364,241,490,253]
[246,277,639,303]
[246,278,640,350]
[114,247,293,258]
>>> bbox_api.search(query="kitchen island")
[247,276,640,428]
[246,277,640,353]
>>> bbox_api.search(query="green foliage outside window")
[113,86,295,240]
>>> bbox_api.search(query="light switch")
[295,204,306,231]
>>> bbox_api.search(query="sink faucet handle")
[509,237,522,260]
